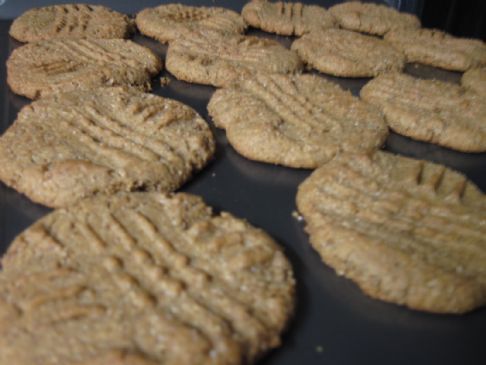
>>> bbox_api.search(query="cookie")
[291,28,405,78]
[242,0,335,36]
[9,4,134,43]
[0,88,215,207]
[165,29,302,87]
[385,28,486,71]
[360,72,486,152]
[328,1,420,36]
[208,73,388,168]
[7,39,162,99]
[461,67,486,95]
[0,192,295,364]
[136,4,246,44]
[297,151,486,313]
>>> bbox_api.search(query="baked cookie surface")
[0,88,215,207]
[0,192,295,365]
[7,38,162,99]
[461,67,486,95]
[166,30,302,87]
[136,4,246,44]
[208,73,388,168]
[242,0,335,36]
[328,1,420,36]
[360,72,486,152]
[297,151,486,313]
[9,4,134,43]
[385,28,486,71]
[291,28,405,77]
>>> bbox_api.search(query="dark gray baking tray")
[1,1,485,364]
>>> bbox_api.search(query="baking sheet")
[1,1,485,364]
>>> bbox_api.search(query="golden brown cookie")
[291,28,405,77]
[328,1,420,36]
[0,88,215,207]
[9,4,134,43]
[242,0,335,36]
[0,192,295,364]
[136,3,246,44]
[7,38,162,99]
[360,72,486,152]
[166,29,302,87]
[208,73,388,168]
[385,28,486,71]
[297,151,486,313]
[461,67,486,96]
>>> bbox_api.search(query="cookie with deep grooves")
[136,3,246,44]
[328,1,420,36]
[0,88,215,207]
[165,30,302,87]
[385,28,486,71]
[0,192,295,364]
[208,73,388,168]
[297,151,486,313]
[9,4,134,43]
[7,39,162,99]
[360,73,486,152]
[461,67,486,96]
[242,0,335,36]
[291,28,405,77]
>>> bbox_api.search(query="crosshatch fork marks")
[208,73,388,168]
[7,38,162,99]
[0,192,295,365]
[9,4,133,42]
[0,88,215,208]
[297,151,486,314]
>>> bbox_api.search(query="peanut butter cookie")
[0,192,295,364]
[297,151,486,313]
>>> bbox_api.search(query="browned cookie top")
[328,1,420,36]
[242,0,335,36]
[0,192,295,365]
[360,72,486,152]
[165,30,302,87]
[7,38,162,99]
[297,151,486,314]
[291,28,405,77]
[385,28,486,71]
[0,88,215,207]
[10,4,134,42]
[136,3,246,44]
[208,73,388,168]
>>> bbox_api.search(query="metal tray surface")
[1,1,485,364]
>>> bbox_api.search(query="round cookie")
[462,67,486,95]
[136,3,246,44]
[328,1,420,36]
[242,0,335,36]
[9,4,134,43]
[297,151,486,313]
[360,72,486,152]
[166,30,302,87]
[0,88,215,207]
[7,38,162,99]
[385,28,486,71]
[291,28,405,78]
[0,192,295,365]
[208,73,388,168]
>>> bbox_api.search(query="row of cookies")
[0,1,485,364]
[0,3,297,365]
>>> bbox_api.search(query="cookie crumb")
[160,76,171,86]
[292,210,304,221]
